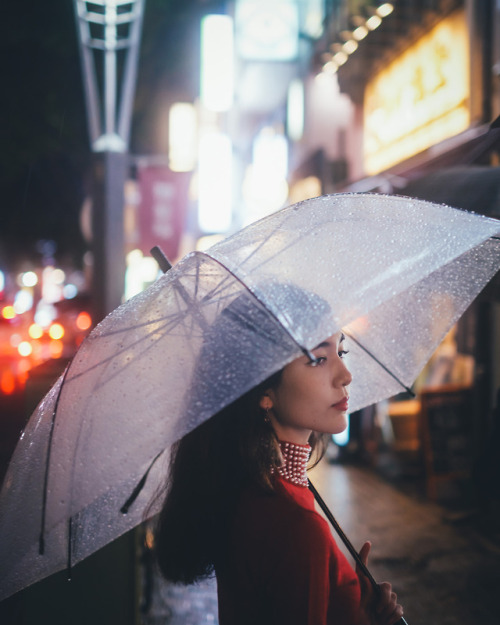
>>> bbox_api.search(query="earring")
[263,406,272,424]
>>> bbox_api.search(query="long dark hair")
[154,372,328,584]
[154,283,331,583]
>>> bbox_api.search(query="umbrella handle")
[308,480,408,625]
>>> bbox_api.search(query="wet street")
[143,457,500,625]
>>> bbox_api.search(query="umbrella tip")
[150,246,173,273]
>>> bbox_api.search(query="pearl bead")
[273,440,312,487]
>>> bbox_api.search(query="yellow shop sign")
[364,9,470,175]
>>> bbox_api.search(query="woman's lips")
[332,397,349,411]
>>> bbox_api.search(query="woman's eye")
[309,356,327,366]
[338,350,349,359]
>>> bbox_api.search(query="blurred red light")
[76,311,92,331]
[49,340,64,359]
[0,370,16,395]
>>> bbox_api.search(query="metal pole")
[73,0,145,321]
[91,151,128,322]
[73,0,102,145]
[104,1,117,136]
[118,1,145,144]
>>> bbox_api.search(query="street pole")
[91,151,129,322]
[73,0,145,322]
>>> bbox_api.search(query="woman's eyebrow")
[313,334,346,350]
[313,341,331,350]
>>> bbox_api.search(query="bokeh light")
[18,342,33,357]
[76,311,92,332]
[48,323,65,340]
[28,323,44,340]
[49,340,64,358]
[21,271,38,287]
[2,306,16,320]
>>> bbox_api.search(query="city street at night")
[3,1,500,624]
[141,457,500,625]
[4,454,498,625]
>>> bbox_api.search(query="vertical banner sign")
[137,165,190,261]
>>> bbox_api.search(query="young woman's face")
[261,331,352,445]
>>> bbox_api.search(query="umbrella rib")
[239,206,345,274]
[343,331,416,397]
[210,211,305,274]
[200,252,319,363]
[120,449,164,514]
[67,516,73,580]
[67,309,194,385]
[39,364,71,555]
[216,225,317,276]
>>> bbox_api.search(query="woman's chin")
[329,416,348,435]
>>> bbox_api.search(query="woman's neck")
[275,440,311,487]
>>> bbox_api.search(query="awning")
[344,119,500,210]
[401,166,500,218]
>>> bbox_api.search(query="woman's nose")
[336,359,352,387]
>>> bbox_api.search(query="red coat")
[216,477,362,624]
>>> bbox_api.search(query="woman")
[154,288,404,625]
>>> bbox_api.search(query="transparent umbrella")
[1,193,500,601]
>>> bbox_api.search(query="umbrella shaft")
[308,480,409,625]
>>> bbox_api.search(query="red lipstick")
[332,397,349,411]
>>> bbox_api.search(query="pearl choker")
[275,440,312,487]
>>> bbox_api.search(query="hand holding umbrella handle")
[308,480,408,625]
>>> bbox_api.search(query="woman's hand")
[357,541,404,625]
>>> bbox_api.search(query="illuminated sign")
[201,15,234,112]
[363,10,470,175]
[235,0,299,61]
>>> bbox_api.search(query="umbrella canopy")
[1,193,500,600]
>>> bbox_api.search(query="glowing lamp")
[376,3,394,18]
[333,51,348,66]
[200,15,234,112]
[169,103,197,172]
[342,40,358,55]
[198,131,233,232]
[287,79,305,142]
[366,15,382,30]
[353,26,368,41]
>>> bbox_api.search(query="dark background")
[0,0,216,273]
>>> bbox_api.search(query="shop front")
[320,1,500,500]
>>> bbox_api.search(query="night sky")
[1,0,214,272]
